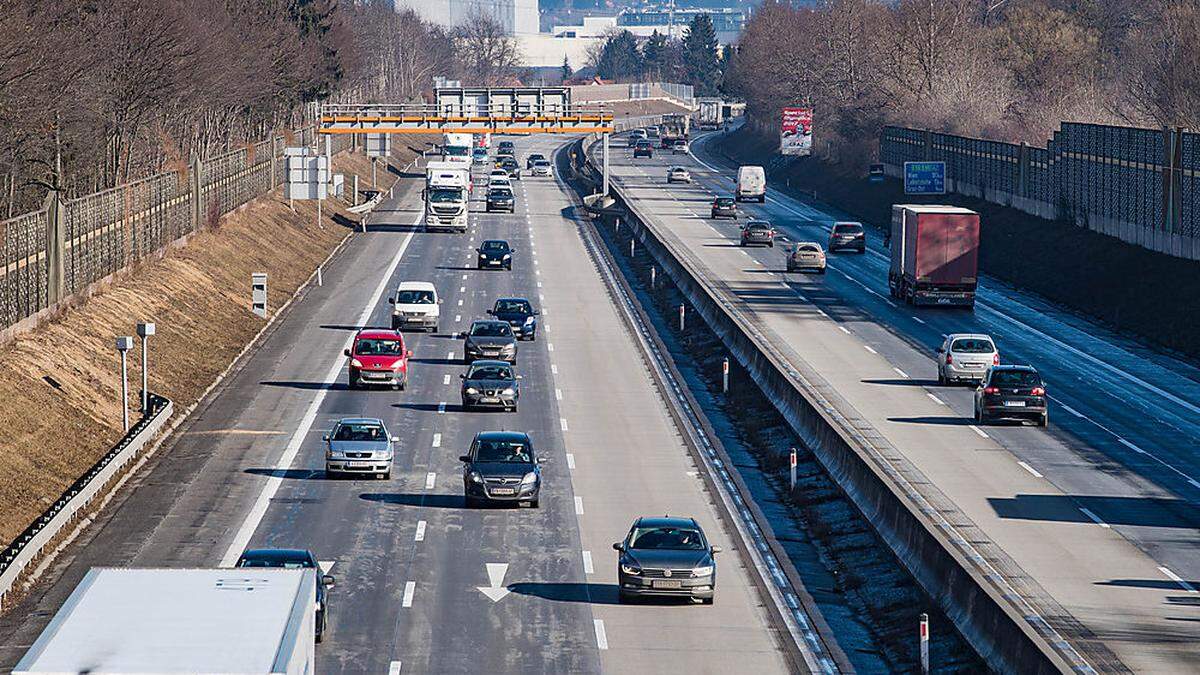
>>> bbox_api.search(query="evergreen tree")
[641,30,668,79]
[561,55,572,82]
[681,13,720,96]
[596,30,643,81]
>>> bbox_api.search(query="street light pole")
[115,336,134,431]
[136,322,155,414]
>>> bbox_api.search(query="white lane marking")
[548,342,555,352]
[863,345,878,354]
[555,388,563,401]
[574,496,584,514]
[457,299,463,306]
[455,314,461,322]
[219,218,418,567]
[926,393,946,405]
[893,367,908,378]
[459,286,466,292]
[582,550,594,574]
[477,563,512,602]
[1118,438,1147,454]
[425,472,436,489]
[402,581,416,607]
[462,274,468,280]
[551,364,558,374]
[566,453,575,470]
[539,293,545,302]
[838,326,851,335]
[594,619,608,650]
[537,281,543,288]
[414,520,426,542]
[1159,566,1199,593]
[1079,508,1111,528]
[1017,461,1044,478]
[1059,402,1084,417]
[437,402,446,414]
[389,661,403,675]
[447,350,455,360]
[912,316,927,324]
[969,424,989,438]
[432,433,441,448]
[443,374,451,386]
[560,417,569,431]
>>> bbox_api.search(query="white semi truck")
[424,160,470,232]
[696,98,723,130]
[442,132,473,167]
[14,567,316,674]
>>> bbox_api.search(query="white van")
[390,281,441,332]
[736,165,766,202]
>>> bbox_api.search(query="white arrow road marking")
[477,563,512,602]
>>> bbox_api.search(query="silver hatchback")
[936,333,999,385]
[324,418,398,479]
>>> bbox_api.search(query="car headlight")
[502,388,515,396]
[524,316,535,325]
[502,254,511,260]
[469,471,484,483]
[479,253,487,258]
[467,343,480,352]
[692,565,714,577]
[350,358,363,368]
[620,564,641,576]
[521,471,537,485]
[501,343,516,352]
[465,387,479,395]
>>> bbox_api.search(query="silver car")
[667,166,691,183]
[936,333,999,385]
[531,160,552,177]
[324,418,397,479]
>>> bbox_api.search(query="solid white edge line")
[926,393,946,405]
[968,424,989,438]
[1159,566,1199,593]
[838,326,851,335]
[1079,507,1111,528]
[863,345,878,354]
[402,581,416,607]
[893,367,908,378]
[218,215,419,567]
[560,417,569,431]
[1017,460,1043,478]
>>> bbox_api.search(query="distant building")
[551,7,749,45]
[394,0,539,35]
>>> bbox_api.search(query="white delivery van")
[390,281,441,332]
[736,166,766,202]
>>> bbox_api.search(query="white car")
[488,175,512,190]
[389,281,441,332]
[667,166,692,183]
[672,141,690,154]
[936,333,999,385]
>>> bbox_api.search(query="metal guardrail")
[0,393,173,611]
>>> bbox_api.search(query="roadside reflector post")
[115,336,134,431]
[919,613,930,674]
[615,216,620,233]
[650,266,656,288]
[630,239,635,257]
[678,304,685,332]
[789,448,797,491]
[722,357,729,393]
[317,265,323,287]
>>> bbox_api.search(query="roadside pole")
[602,133,610,196]
[722,358,729,393]
[789,448,797,491]
[920,613,930,673]
[115,337,133,431]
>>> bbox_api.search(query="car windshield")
[468,364,512,380]
[534,160,550,167]
[835,224,863,234]
[396,289,434,304]
[482,241,509,252]
[471,323,513,337]
[951,338,995,353]
[429,188,463,203]
[495,299,531,314]
[991,370,1041,387]
[629,526,706,551]
[474,439,532,463]
[334,422,385,441]
[489,188,513,198]
[445,146,469,157]
[238,555,312,569]
[355,338,403,355]
[748,222,771,231]
[529,154,544,161]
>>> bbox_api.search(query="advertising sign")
[904,161,946,195]
[780,107,813,156]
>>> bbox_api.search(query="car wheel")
[529,498,539,508]
[702,597,715,605]
[431,325,439,333]
[509,403,518,413]
[1038,412,1049,427]
[768,242,774,248]
[618,591,632,604]
[818,267,826,274]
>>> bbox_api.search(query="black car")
[497,141,515,153]
[974,365,1048,426]
[236,548,336,642]
[463,319,518,363]
[487,297,539,340]
[460,360,520,411]
[525,153,546,169]
[633,140,653,159]
[499,157,522,180]
[477,239,514,270]
[613,516,720,604]
[829,221,866,253]
[710,197,737,219]
[459,430,541,507]
[486,186,515,213]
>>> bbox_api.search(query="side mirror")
[533,310,540,315]
[710,546,723,554]
[516,375,524,380]
[322,434,330,442]
[322,574,336,588]
[459,373,466,379]
[458,455,470,463]
[407,350,413,357]
[343,348,351,357]
[486,309,494,315]
[612,542,624,552]
[387,298,396,304]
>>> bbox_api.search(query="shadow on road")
[361,493,466,509]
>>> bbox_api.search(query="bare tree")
[454,10,523,87]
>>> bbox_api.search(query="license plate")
[1004,400,1026,407]
[480,397,500,403]
[489,260,501,265]
[936,298,951,305]
[351,461,375,467]
[652,580,682,589]
[491,488,515,495]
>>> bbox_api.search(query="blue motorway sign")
[904,161,946,195]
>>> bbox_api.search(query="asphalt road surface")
[0,138,796,674]
[595,128,1200,672]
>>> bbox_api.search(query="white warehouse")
[393,0,539,35]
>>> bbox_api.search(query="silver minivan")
[936,333,999,385]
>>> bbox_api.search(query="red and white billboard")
[780,107,813,156]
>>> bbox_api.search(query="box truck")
[442,132,473,167]
[736,166,766,202]
[424,161,470,232]
[696,98,723,130]
[14,567,316,674]
[888,204,980,307]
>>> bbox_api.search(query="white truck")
[442,132,473,167]
[424,161,470,232]
[14,567,316,674]
[736,165,766,202]
[696,98,723,130]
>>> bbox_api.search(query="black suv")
[613,516,720,604]
[496,141,515,157]
[525,153,546,169]
[236,549,336,642]
[974,365,1048,426]
[487,297,539,340]
[460,360,520,411]
[633,140,654,159]
[477,239,514,270]
[486,186,515,213]
[499,156,522,180]
[460,431,541,507]
[828,222,866,253]
[710,197,737,219]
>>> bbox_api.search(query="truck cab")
[442,132,473,167]
[424,161,469,232]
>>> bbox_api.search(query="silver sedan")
[324,418,398,479]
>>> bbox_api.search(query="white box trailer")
[15,567,316,675]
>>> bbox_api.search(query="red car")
[344,328,412,390]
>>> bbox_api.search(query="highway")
[592,127,1200,672]
[0,139,797,673]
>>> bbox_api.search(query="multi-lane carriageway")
[595,128,1200,672]
[0,138,806,673]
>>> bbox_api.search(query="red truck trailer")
[888,205,980,308]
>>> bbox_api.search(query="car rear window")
[991,370,1041,387]
[715,198,733,206]
[629,526,706,550]
[355,338,403,355]
[951,338,994,353]
[834,223,863,234]
[748,222,771,231]
[798,244,820,253]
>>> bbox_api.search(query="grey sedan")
[463,320,518,364]
[460,360,521,411]
[614,516,721,604]
[324,418,397,479]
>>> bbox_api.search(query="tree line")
[724,0,1200,169]
[0,0,523,216]
[588,13,728,97]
